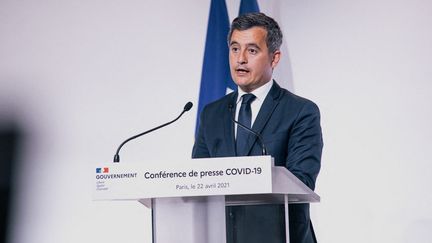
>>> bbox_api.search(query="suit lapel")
[244,81,282,155]
[223,92,238,156]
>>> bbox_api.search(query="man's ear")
[271,50,281,68]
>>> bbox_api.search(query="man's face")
[229,27,280,92]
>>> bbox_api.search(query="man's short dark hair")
[228,12,283,54]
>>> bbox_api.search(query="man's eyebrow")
[246,43,261,50]
[229,42,261,50]
[229,41,239,46]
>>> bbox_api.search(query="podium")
[93,156,320,243]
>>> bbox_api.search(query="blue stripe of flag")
[195,0,237,136]
[239,0,260,14]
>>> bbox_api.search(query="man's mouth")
[236,67,250,74]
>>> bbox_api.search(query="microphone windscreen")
[228,103,234,110]
[184,102,193,111]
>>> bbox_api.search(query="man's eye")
[248,48,257,54]
[231,47,239,52]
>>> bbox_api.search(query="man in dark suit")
[192,12,323,243]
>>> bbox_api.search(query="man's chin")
[233,78,250,86]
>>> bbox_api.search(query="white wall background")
[1,0,431,243]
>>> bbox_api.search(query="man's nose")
[237,50,247,64]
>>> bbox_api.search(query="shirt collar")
[236,79,274,104]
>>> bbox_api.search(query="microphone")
[228,104,268,156]
[113,102,193,163]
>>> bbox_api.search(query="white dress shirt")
[234,79,274,137]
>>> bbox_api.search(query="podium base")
[152,196,226,243]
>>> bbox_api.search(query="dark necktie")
[236,93,256,156]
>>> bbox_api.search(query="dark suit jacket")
[192,81,323,243]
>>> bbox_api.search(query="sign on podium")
[93,156,319,243]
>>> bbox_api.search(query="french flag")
[195,0,261,134]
